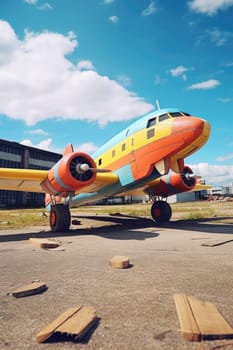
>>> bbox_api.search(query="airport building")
[0,139,61,208]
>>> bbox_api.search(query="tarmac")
[0,213,233,350]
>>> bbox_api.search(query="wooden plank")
[174,294,201,341]
[36,306,97,343]
[174,294,233,342]
[201,239,233,247]
[11,281,47,298]
[36,307,81,343]
[109,256,129,269]
[57,306,97,339]
[188,296,233,340]
[29,238,59,249]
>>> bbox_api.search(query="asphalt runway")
[0,214,233,350]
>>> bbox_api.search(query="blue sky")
[0,0,233,186]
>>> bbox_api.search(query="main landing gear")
[48,200,172,232]
[50,204,71,232]
[150,200,172,223]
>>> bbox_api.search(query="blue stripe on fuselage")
[68,165,162,208]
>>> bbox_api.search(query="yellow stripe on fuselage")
[95,119,173,169]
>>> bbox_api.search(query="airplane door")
[129,136,138,179]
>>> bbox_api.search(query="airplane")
[0,107,211,232]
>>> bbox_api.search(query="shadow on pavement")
[0,213,232,243]
[0,214,159,243]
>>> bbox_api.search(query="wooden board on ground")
[201,239,233,247]
[174,294,233,342]
[36,306,97,343]
[29,238,60,249]
[11,281,47,298]
[109,255,129,269]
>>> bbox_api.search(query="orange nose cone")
[172,116,210,146]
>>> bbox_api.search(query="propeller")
[76,163,110,174]
[182,171,201,187]
[69,155,111,182]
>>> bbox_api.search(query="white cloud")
[109,16,119,23]
[142,1,157,16]
[0,20,153,127]
[207,28,233,46]
[217,97,232,103]
[216,153,233,161]
[24,0,38,4]
[187,79,220,90]
[154,74,167,85]
[77,60,95,71]
[189,0,233,15]
[38,3,53,10]
[190,162,233,186]
[170,65,193,81]
[27,128,49,136]
[223,62,233,67]
[76,142,98,154]
[21,138,53,151]
[0,21,20,65]
[117,74,131,87]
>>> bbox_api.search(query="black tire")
[50,204,71,232]
[151,200,172,223]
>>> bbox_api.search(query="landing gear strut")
[50,204,71,232]
[151,200,172,223]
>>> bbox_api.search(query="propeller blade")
[77,163,111,174]
[89,168,111,173]
[183,173,201,180]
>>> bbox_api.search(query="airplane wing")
[0,167,119,194]
[188,183,212,192]
[0,168,48,193]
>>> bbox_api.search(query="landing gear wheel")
[50,204,71,232]
[151,200,172,223]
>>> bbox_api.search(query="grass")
[0,200,232,230]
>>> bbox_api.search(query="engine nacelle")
[149,166,196,197]
[41,152,96,196]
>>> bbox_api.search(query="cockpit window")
[181,111,191,116]
[169,111,191,118]
[147,111,191,127]
[158,113,170,122]
[169,112,183,118]
[147,117,156,128]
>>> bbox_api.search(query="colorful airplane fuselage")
[0,107,211,232]
[67,108,210,207]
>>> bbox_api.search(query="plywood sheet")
[36,306,97,343]
[174,294,233,342]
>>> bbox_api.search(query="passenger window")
[122,144,126,151]
[98,159,102,166]
[147,129,155,139]
[112,150,116,157]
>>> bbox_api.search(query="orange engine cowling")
[41,152,97,196]
[148,166,196,197]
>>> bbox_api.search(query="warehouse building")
[0,139,61,208]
